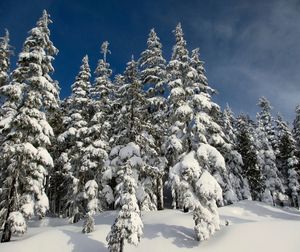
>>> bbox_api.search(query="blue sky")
[0,0,299,122]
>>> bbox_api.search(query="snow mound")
[1,200,300,252]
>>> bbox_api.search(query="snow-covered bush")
[107,163,143,251]
[7,212,27,235]
[170,150,223,241]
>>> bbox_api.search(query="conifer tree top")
[171,23,189,62]
[258,96,272,111]
[0,29,11,87]
[71,55,91,99]
[94,42,112,79]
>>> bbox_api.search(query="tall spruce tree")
[139,28,168,210]
[139,28,167,96]
[82,42,113,210]
[48,101,65,215]
[236,114,264,200]
[183,46,233,205]
[276,115,300,207]
[257,97,277,150]
[103,58,162,211]
[221,105,251,201]
[57,55,92,222]
[293,105,300,149]
[82,180,98,233]
[163,23,192,178]
[0,30,12,188]
[106,162,143,252]
[256,98,285,205]
[292,105,300,172]
[0,29,11,107]
[0,10,59,242]
[166,24,226,240]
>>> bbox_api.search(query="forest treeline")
[0,10,300,252]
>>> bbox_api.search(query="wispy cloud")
[151,0,300,121]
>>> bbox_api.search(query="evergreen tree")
[0,10,59,242]
[106,162,143,252]
[91,41,113,114]
[169,150,223,240]
[256,126,285,205]
[293,105,300,150]
[0,29,11,106]
[165,24,229,211]
[111,58,146,146]
[164,23,194,209]
[81,42,113,210]
[0,30,12,188]
[57,55,92,222]
[163,23,192,175]
[189,48,210,93]
[103,58,162,211]
[187,47,233,205]
[139,29,167,210]
[236,115,264,200]
[221,105,251,201]
[165,24,226,240]
[257,97,277,150]
[82,180,98,233]
[47,103,65,215]
[256,98,285,205]
[276,115,300,207]
[139,28,167,96]
[292,105,300,172]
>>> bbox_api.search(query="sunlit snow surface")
[1,200,300,252]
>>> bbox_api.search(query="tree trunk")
[1,222,12,243]
[157,177,164,210]
[120,238,124,252]
[270,191,276,207]
[1,176,17,243]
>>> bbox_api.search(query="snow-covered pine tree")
[164,25,226,239]
[256,125,285,205]
[293,105,300,149]
[163,23,194,209]
[139,29,168,210]
[47,102,65,215]
[110,58,146,146]
[0,30,16,146]
[164,24,229,210]
[107,162,143,252]
[139,28,167,96]
[221,105,251,201]
[256,98,285,205]
[163,24,193,203]
[189,47,211,93]
[57,55,92,223]
[190,47,236,205]
[0,10,59,242]
[0,29,11,107]
[82,180,98,233]
[81,42,113,211]
[169,150,223,241]
[257,97,278,152]
[236,114,264,200]
[103,57,162,211]
[292,105,300,172]
[0,30,12,189]
[91,41,113,116]
[276,115,300,207]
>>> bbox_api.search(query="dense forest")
[0,10,300,252]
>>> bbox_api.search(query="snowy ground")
[1,200,300,252]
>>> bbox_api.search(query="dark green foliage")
[236,115,264,200]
